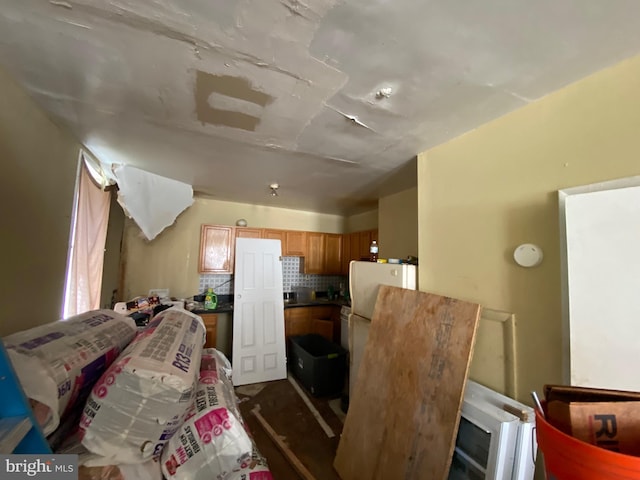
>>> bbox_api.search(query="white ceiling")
[2,1,640,215]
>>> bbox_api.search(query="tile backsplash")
[199,256,346,295]
[281,257,346,293]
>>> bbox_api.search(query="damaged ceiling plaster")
[2,0,640,214]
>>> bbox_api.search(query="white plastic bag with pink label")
[224,440,273,480]
[79,308,205,465]
[3,309,137,435]
[161,349,272,480]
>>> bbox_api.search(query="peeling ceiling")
[2,0,640,214]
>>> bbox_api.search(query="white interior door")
[560,177,640,390]
[232,238,286,386]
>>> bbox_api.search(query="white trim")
[480,307,517,398]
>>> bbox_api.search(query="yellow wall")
[0,68,80,336]
[417,54,640,404]
[121,196,346,299]
[378,187,418,260]
[345,209,378,233]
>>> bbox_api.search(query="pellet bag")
[3,309,138,435]
[79,308,205,464]
[161,348,256,480]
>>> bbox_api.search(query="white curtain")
[64,155,111,317]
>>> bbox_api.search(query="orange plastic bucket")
[536,408,640,479]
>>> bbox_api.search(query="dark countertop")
[192,305,234,315]
[191,297,349,315]
[283,299,350,309]
[191,294,234,315]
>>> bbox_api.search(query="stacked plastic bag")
[3,309,138,435]
[3,306,273,479]
[79,308,205,464]
[161,348,272,480]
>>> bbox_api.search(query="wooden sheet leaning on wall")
[334,286,481,480]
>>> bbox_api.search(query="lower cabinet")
[284,305,342,345]
[284,308,311,341]
[200,313,218,349]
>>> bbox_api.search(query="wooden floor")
[237,377,346,479]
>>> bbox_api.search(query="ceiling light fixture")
[376,87,393,99]
[269,183,279,196]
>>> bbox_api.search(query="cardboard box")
[544,384,640,456]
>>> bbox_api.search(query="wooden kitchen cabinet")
[309,305,341,344]
[284,230,306,256]
[349,232,362,261]
[199,225,235,273]
[200,313,218,349]
[310,319,333,342]
[285,308,311,341]
[358,229,378,260]
[343,229,379,266]
[263,229,287,253]
[324,233,342,275]
[235,227,262,238]
[341,234,351,274]
[284,305,342,344]
[304,232,342,275]
[304,232,325,274]
[308,305,335,320]
[200,223,349,275]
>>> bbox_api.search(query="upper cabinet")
[284,230,306,257]
[341,235,351,275]
[358,229,378,260]
[199,224,374,275]
[235,227,262,239]
[304,232,325,274]
[324,233,342,275]
[263,229,286,253]
[304,232,343,275]
[342,229,378,274]
[199,225,235,273]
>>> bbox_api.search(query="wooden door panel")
[305,232,325,274]
[236,227,263,238]
[199,225,235,273]
[349,232,362,262]
[200,313,218,349]
[324,233,342,274]
[285,231,307,256]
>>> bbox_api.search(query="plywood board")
[334,286,481,480]
[347,313,370,399]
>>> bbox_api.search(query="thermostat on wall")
[513,244,543,267]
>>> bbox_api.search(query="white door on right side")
[561,179,640,390]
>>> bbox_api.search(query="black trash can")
[289,334,347,397]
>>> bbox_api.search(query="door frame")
[559,175,640,384]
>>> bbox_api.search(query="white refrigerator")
[348,261,417,397]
